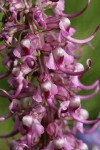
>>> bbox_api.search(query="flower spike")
[0,0,99,149]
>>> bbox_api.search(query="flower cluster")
[0,0,100,150]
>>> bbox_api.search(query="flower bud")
[54,47,64,64]
[41,81,52,92]
[61,17,71,31]
[54,47,64,58]
[22,115,33,127]
[12,67,20,76]
[21,97,30,109]
[13,59,18,67]
[80,109,89,120]
[80,143,88,150]
[21,39,31,49]
[53,137,65,149]
[75,63,84,72]
[69,97,80,109]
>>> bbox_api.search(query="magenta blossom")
[0,0,100,150]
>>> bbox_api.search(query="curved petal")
[72,112,100,124]
[79,80,99,90]
[59,59,92,76]
[0,129,18,138]
[79,85,99,100]
[0,83,23,99]
[0,71,10,79]
[84,122,100,134]
[64,0,90,18]
[0,111,13,122]
[65,26,100,44]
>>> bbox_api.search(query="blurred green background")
[0,0,100,149]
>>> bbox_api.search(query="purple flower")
[0,0,100,149]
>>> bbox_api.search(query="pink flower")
[0,0,99,149]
